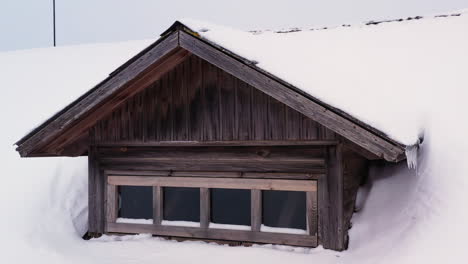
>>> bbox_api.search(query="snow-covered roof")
[179,11,468,146]
[10,10,468,159]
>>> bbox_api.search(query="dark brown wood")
[105,184,118,225]
[96,146,325,160]
[107,176,317,192]
[219,69,235,140]
[90,54,330,146]
[106,170,320,180]
[153,186,163,225]
[101,161,325,173]
[251,86,267,140]
[57,133,88,156]
[97,146,326,172]
[318,144,345,251]
[235,78,252,140]
[242,172,320,180]
[106,222,317,247]
[200,188,210,229]
[251,189,261,232]
[95,140,338,147]
[267,96,285,140]
[343,138,380,160]
[88,146,104,233]
[107,170,170,176]
[188,54,203,140]
[202,61,220,140]
[178,31,405,161]
[172,59,188,141]
[81,53,345,158]
[307,191,318,236]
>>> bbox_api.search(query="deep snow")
[1,10,468,264]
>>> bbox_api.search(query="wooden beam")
[105,184,118,225]
[88,146,104,234]
[153,186,163,225]
[200,188,210,229]
[318,145,345,250]
[251,190,262,232]
[57,132,89,157]
[106,222,317,247]
[306,191,317,236]
[100,161,325,173]
[106,170,321,180]
[94,140,339,147]
[97,145,325,163]
[178,31,405,162]
[108,176,317,192]
[342,138,381,160]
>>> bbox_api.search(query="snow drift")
[1,10,468,264]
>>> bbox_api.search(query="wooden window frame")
[105,171,318,247]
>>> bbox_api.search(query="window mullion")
[251,189,262,232]
[200,187,210,228]
[153,186,163,225]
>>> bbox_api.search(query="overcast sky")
[1,0,467,52]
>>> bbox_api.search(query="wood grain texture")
[107,222,317,247]
[179,31,405,161]
[106,170,321,180]
[108,176,317,192]
[153,186,163,225]
[105,184,118,225]
[318,145,345,251]
[90,54,330,145]
[88,146,105,234]
[200,188,210,228]
[307,191,318,236]
[97,146,326,173]
[88,146,98,233]
[251,189,262,232]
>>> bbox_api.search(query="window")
[262,190,307,232]
[106,172,317,247]
[118,186,153,220]
[163,187,200,223]
[211,188,250,227]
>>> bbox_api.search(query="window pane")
[262,190,306,230]
[163,187,200,222]
[118,186,153,219]
[211,188,251,226]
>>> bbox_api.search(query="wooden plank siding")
[90,54,335,144]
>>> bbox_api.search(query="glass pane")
[211,188,251,226]
[163,187,200,222]
[118,186,153,219]
[262,190,306,230]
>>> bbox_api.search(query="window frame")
[104,170,318,247]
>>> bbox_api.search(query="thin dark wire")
[53,0,56,47]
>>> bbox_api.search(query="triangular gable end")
[91,53,341,146]
[15,22,406,161]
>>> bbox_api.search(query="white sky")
[1,0,467,52]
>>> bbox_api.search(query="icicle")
[405,144,419,169]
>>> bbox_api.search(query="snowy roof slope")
[1,40,152,138]
[180,12,468,145]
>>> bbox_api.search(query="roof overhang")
[15,21,406,162]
